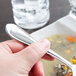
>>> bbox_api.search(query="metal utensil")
[5,24,76,76]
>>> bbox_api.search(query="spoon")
[5,23,76,76]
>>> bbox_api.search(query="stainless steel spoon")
[5,23,76,76]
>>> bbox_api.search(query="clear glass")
[11,0,50,29]
[68,0,76,19]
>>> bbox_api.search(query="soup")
[42,34,76,76]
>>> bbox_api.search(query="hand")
[0,39,54,76]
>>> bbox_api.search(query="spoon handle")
[6,23,73,68]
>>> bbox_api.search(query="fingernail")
[40,39,50,49]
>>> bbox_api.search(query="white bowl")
[30,15,76,76]
[31,15,76,39]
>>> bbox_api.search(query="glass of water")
[68,0,76,19]
[11,0,50,29]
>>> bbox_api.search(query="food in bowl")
[42,34,76,76]
[55,64,72,76]
[47,34,76,61]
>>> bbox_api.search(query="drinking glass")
[68,0,76,19]
[11,0,50,29]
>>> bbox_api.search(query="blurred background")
[0,0,70,41]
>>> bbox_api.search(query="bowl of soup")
[30,15,76,76]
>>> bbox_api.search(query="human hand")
[0,39,54,76]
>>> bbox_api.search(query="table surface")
[0,0,70,41]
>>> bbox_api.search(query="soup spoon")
[5,23,76,76]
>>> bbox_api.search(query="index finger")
[1,39,54,61]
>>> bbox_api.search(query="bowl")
[30,15,76,76]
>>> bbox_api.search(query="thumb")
[15,39,50,68]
